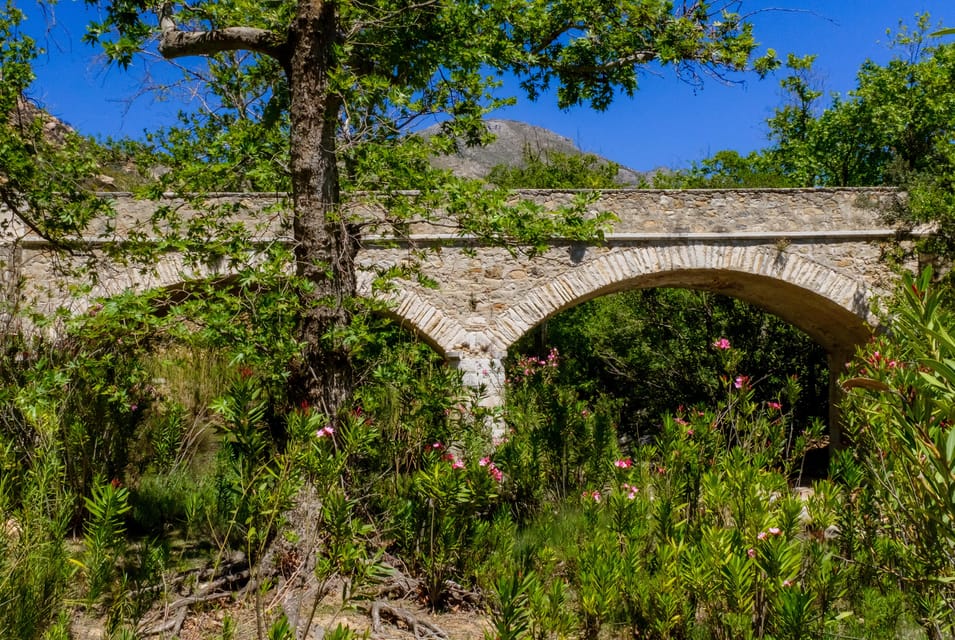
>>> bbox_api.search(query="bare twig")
[365,601,449,640]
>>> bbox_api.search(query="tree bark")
[286,0,357,420]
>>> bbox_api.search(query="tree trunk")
[286,0,357,420]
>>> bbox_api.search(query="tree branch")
[157,3,287,62]
[540,50,657,79]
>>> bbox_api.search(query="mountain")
[424,119,646,185]
[8,96,148,191]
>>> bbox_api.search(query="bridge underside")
[507,268,870,448]
[581,269,872,355]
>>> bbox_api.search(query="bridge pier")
[448,352,507,438]
[828,348,855,451]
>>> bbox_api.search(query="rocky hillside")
[425,119,645,185]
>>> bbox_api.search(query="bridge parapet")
[0,186,906,242]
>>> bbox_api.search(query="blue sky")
[18,0,955,171]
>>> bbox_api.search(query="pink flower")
[712,338,732,350]
[479,456,491,467]
[734,375,750,390]
[614,458,632,469]
[431,442,443,450]
[768,527,781,536]
[758,531,767,541]
[767,401,782,410]
[451,460,464,470]
[747,548,756,558]
[316,425,335,438]
[782,579,793,588]
[583,490,601,503]
[489,466,503,482]
[686,429,694,436]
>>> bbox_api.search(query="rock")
[422,119,646,184]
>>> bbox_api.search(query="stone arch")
[63,255,239,317]
[490,243,881,446]
[70,259,475,362]
[494,243,880,355]
[366,286,466,358]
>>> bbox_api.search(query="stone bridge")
[1,187,923,437]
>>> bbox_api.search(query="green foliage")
[0,438,73,640]
[488,146,622,189]
[474,338,929,639]
[842,268,955,632]
[512,289,828,439]
[0,1,111,248]
[485,571,535,640]
[84,0,774,114]
[81,479,132,605]
[652,149,793,188]
[3,263,953,638]
[498,349,621,511]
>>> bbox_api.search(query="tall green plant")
[0,439,73,640]
[842,268,955,636]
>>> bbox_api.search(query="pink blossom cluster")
[510,348,560,383]
[767,401,782,410]
[479,457,503,482]
[583,489,602,503]
[853,349,902,376]
[867,351,900,369]
[614,458,632,469]
[316,425,335,438]
[442,453,465,469]
[621,483,639,500]
[712,337,732,350]
[734,375,750,390]
[757,527,782,541]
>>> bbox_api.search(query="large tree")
[81,0,776,417]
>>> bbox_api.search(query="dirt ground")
[173,594,490,640]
